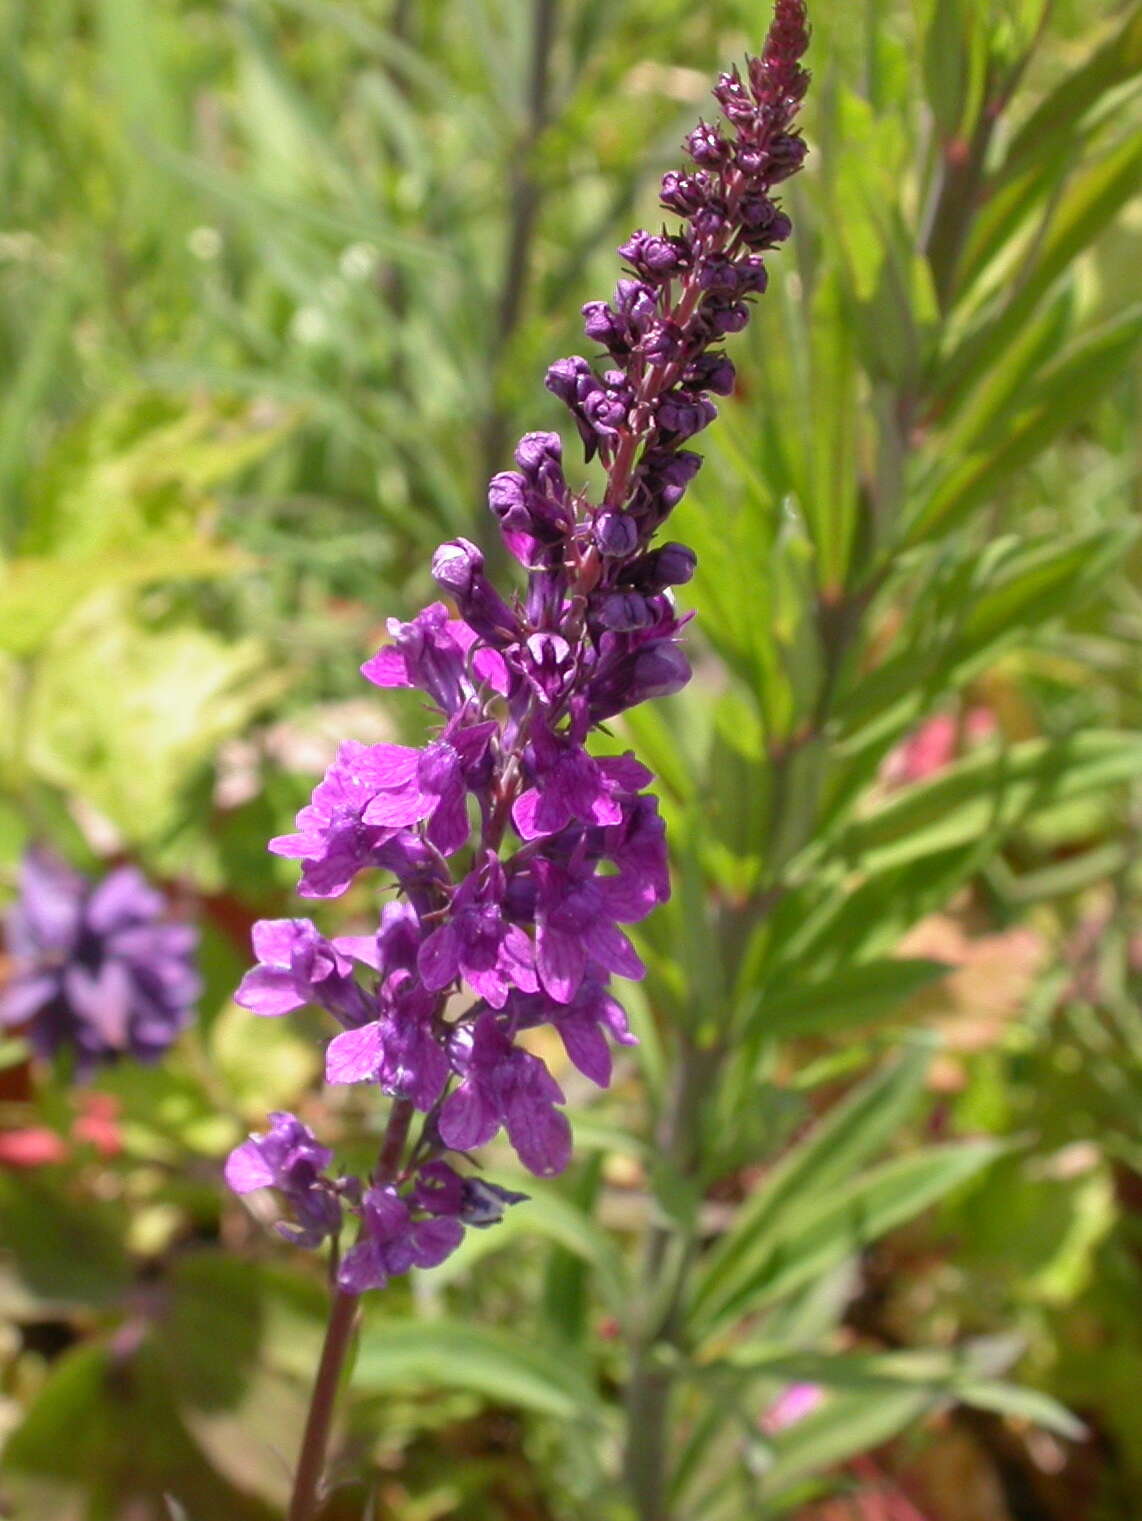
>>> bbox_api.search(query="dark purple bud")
[742,201,793,250]
[595,511,640,558]
[599,593,655,632]
[432,538,520,644]
[659,169,710,216]
[630,640,692,703]
[582,301,624,350]
[701,299,749,336]
[625,543,697,592]
[766,132,809,182]
[713,67,757,127]
[657,389,718,439]
[618,230,690,280]
[514,430,563,475]
[544,356,594,407]
[686,119,731,167]
[690,204,728,239]
[738,257,769,295]
[749,0,811,109]
[488,470,528,527]
[632,449,703,521]
[640,319,685,366]
[583,376,631,437]
[683,351,736,396]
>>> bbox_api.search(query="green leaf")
[351,1320,602,1421]
[0,1174,131,1311]
[695,1137,1004,1336]
[995,8,1142,190]
[743,957,950,1043]
[26,594,285,844]
[835,730,1142,873]
[0,543,251,657]
[691,1043,935,1333]
[951,1378,1086,1440]
[757,1384,939,1497]
[912,305,1142,537]
[934,135,1142,420]
[429,1178,628,1317]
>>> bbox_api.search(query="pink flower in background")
[760,1381,825,1434]
[881,707,996,788]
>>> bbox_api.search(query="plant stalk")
[286,1097,415,1521]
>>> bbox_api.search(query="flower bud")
[595,511,640,558]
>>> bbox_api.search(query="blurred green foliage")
[0,0,1140,1518]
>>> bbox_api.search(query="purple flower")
[513,728,652,841]
[324,904,449,1110]
[361,602,508,711]
[440,1012,571,1177]
[225,1111,342,1248]
[511,974,637,1087]
[532,856,648,1005]
[270,740,422,897]
[228,0,810,1278]
[236,918,372,1026]
[418,854,538,1008]
[413,1159,530,1226]
[338,1184,464,1292]
[0,849,198,1072]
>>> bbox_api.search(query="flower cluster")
[0,849,200,1073]
[228,0,810,1291]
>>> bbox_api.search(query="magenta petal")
[235,966,306,1017]
[465,961,508,1008]
[225,1139,276,1194]
[505,1095,572,1177]
[251,919,306,964]
[362,788,429,827]
[558,1013,613,1086]
[418,923,461,990]
[499,924,538,994]
[360,647,411,688]
[511,789,544,841]
[338,1240,388,1292]
[359,743,421,785]
[326,1023,384,1084]
[267,831,310,859]
[438,1081,499,1152]
[537,925,584,1004]
[585,921,645,981]
[426,789,470,856]
[409,1217,464,1268]
[598,753,654,792]
[332,934,382,969]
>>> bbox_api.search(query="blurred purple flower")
[0,849,199,1073]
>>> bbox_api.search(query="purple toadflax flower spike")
[0,848,199,1074]
[227,0,810,1289]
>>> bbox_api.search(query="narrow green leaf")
[912,305,1142,538]
[837,731,1142,873]
[691,1043,935,1330]
[695,1138,1004,1335]
[351,1320,601,1421]
[746,957,950,1042]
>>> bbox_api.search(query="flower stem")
[286,1287,361,1521]
[286,1098,416,1521]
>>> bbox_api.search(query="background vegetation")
[0,0,1140,1517]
